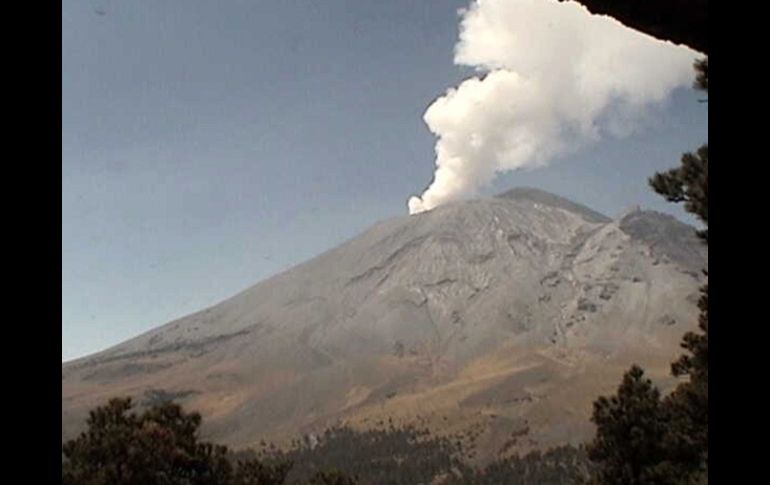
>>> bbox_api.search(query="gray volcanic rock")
[618,208,707,275]
[62,188,707,455]
[496,187,611,224]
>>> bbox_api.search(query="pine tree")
[648,84,708,482]
[587,6,708,481]
[62,397,233,485]
[62,397,292,485]
[650,145,708,242]
[587,366,671,485]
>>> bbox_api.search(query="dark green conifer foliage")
[63,399,598,484]
[693,59,708,92]
[306,469,359,485]
[588,42,708,483]
[587,367,671,485]
[61,397,290,485]
[457,445,591,485]
[232,457,293,485]
[62,397,231,485]
[648,75,708,479]
[649,145,708,242]
[260,424,470,484]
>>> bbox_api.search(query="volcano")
[62,187,706,456]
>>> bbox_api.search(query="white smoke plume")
[408,0,699,214]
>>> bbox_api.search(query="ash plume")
[408,0,699,214]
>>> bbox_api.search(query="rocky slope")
[62,187,707,458]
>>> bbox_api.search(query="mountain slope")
[62,188,706,457]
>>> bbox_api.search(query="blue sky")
[62,0,707,361]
